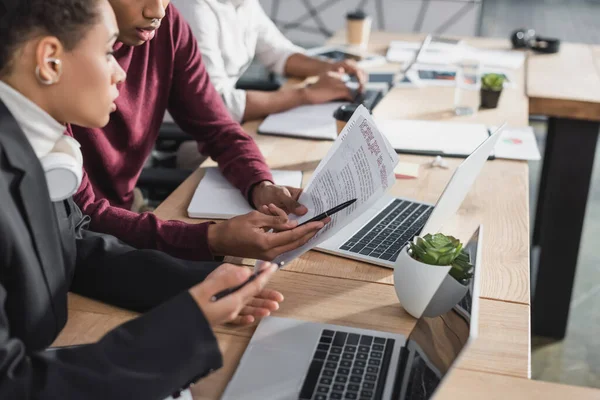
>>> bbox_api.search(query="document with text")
[273,105,399,266]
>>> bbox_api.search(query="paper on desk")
[272,105,398,266]
[258,102,347,140]
[376,119,490,156]
[387,41,525,71]
[386,40,464,65]
[187,168,303,219]
[494,126,541,161]
[394,162,420,179]
[463,46,525,70]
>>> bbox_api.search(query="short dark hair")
[0,0,102,76]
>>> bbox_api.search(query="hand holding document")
[272,105,399,266]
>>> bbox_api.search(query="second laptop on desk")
[316,125,503,268]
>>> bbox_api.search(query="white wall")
[259,0,482,46]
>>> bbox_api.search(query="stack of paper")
[494,126,541,161]
[376,119,541,161]
[387,41,525,70]
[273,105,399,266]
[187,168,303,219]
[258,102,347,140]
[376,119,490,157]
[386,40,464,65]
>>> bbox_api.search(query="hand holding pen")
[188,262,283,326]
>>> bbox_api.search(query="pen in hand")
[297,199,357,228]
[211,261,285,302]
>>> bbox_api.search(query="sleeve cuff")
[272,46,306,76]
[173,221,217,261]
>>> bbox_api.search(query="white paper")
[273,105,398,266]
[376,119,490,156]
[257,102,347,140]
[494,126,541,161]
[187,168,303,219]
[463,46,525,70]
[386,40,465,65]
[387,41,525,71]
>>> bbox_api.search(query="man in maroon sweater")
[68,0,326,261]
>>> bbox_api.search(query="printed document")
[273,105,399,266]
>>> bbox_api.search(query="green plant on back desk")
[480,73,506,109]
[408,233,474,284]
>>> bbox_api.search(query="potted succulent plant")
[480,73,505,109]
[393,233,473,319]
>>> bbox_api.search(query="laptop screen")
[393,228,481,400]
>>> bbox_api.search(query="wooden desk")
[527,43,600,339]
[57,32,533,398]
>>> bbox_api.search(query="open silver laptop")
[315,125,503,268]
[222,227,482,400]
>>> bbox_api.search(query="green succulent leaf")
[408,233,474,283]
[481,73,505,91]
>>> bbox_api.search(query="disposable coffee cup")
[333,104,360,135]
[346,9,371,49]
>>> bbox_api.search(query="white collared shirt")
[0,80,65,158]
[171,0,305,122]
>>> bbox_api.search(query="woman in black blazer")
[0,0,285,398]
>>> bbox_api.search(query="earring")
[35,58,62,86]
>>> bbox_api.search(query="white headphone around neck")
[39,135,83,202]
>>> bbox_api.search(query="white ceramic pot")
[422,271,469,318]
[393,246,466,318]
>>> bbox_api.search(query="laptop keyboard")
[339,199,433,262]
[299,330,395,400]
[353,90,383,111]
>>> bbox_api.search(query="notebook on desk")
[258,102,346,141]
[187,168,303,219]
[375,119,493,158]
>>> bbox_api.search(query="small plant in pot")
[408,233,473,284]
[480,73,506,109]
[393,233,474,318]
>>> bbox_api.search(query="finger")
[255,288,285,303]
[356,70,367,92]
[234,262,279,303]
[212,262,278,318]
[264,220,324,249]
[255,206,298,230]
[267,203,289,219]
[239,304,273,317]
[259,204,271,215]
[269,226,322,257]
[202,264,252,299]
[285,187,308,215]
[229,314,255,326]
[275,188,304,214]
[246,297,280,311]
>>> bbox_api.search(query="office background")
[248,0,600,389]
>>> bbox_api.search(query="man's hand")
[189,263,283,326]
[325,59,367,92]
[207,205,328,260]
[304,69,353,105]
[251,181,308,216]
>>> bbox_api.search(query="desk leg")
[532,118,599,339]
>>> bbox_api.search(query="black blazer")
[0,101,224,399]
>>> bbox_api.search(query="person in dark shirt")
[68,0,325,262]
[0,0,282,397]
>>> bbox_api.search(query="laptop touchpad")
[222,345,307,400]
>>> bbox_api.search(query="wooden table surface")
[52,32,577,399]
[528,42,600,121]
